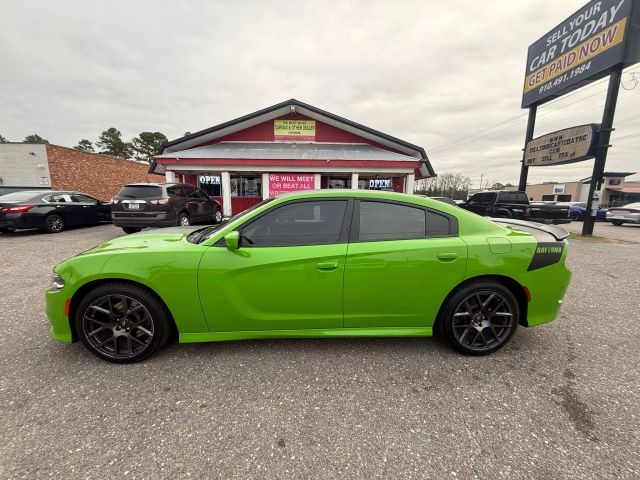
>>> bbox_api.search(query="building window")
[231,175,262,197]
[557,194,572,202]
[609,178,621,185]
[541,195,555,201]
[198,174,222,197]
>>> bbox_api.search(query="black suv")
[460,190,570,224]
[111,183,222,234]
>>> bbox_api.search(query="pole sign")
[522,0,640,108]
[524,124,600,166]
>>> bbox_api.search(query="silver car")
[606,202,640,226]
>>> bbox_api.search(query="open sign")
[369,179,391,189]
[199,175,221,185]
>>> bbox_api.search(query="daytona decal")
[527,242,564,271]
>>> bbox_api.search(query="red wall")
[195,112,405,155]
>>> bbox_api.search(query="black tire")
[122,227,141,234]
[440,281,519,356]
[74,282,172,363]
[570,211,581,221]
[213,208,223,224]
[177,212,190,227]
[43,214,65,233]
[496,209,512,219]
[612,220,623,226]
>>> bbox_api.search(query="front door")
[198,199,351,331]
[343,200,467,328]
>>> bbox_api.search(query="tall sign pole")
[518,106,537,192]
[582,66,623,236]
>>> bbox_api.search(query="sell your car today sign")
[522,0,640,107]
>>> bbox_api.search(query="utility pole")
[518,105,537,192]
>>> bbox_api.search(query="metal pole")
[582,66,623,236]
[518,105,537,192]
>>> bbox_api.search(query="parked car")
[606,202,640,225]
[0,190,111,234]
[563,201,607,221]
[460,191,570,224]
[111,183,222,234]
[46,190,572,363]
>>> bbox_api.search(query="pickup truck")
[460,190,570,224]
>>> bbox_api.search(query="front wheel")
[213,208,223,224]
[441,281,519,355]
[75,283,172,363]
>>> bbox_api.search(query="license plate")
[128,203,140,210]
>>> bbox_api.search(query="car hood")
[77,227,201,256]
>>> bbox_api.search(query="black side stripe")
[527,242,564,271]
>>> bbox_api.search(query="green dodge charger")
[46,190,571,363]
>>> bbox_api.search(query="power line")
[430,65,640,153]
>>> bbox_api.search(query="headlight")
[111,198,119,204]
[51,273,65,290]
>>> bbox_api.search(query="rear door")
[343,200,467,329]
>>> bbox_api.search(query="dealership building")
[149,99,435,216]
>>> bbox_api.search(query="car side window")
[426,210,451,237]
[191,188,209,199]
[468,193,483,204]
[167,186,184,197]
[484,192,497,204]
[358,201,426,241]
[72,194,97,203]
[48,194,71,203]
[241,200,348,247]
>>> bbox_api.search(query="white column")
[262,173,270,199]
[405,174,415,194]
[221,171,232,217]
[351,172,359,189]
[314,173,321,190]
[165,170,176,183]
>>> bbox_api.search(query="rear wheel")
[43,214,65,233]
[612,220,623,226]
[570,211,581,221]
[75,283,171,363]
[122,227,141,234]
[177,212,190,227]
[441,281,519,355]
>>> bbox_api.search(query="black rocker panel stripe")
[527,242,564,271]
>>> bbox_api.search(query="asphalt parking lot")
[1,223,639,479]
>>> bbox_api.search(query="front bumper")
[45,289,73,343]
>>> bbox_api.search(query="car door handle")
[317,262,338,271]
[437,253,458,262]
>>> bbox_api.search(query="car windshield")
[117,185,162,198]
[188,197,276,244]
[0,191,44,202]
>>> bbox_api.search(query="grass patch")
[567,232,615,243]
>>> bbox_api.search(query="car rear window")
[117,185,163,198]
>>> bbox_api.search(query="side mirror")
[225,231,240,250]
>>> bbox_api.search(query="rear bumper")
[112,211,177,227]
[0,213,43,230]
[529,217,571,225]
[607,214,640,224]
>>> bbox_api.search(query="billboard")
[274,120,316,141]
[524,124,599,166]
[522,0,640,107]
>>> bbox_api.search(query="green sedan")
[46,190,571,363]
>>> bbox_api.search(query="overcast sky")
[1,0,638,186]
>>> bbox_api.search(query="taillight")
[524,207,531,217]
[149,198,169,205]
[0,205,34,213]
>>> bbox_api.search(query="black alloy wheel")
[44,214,65,233]
[177,213,190,227]
[75,283,171,363]
[442,281,519,355]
